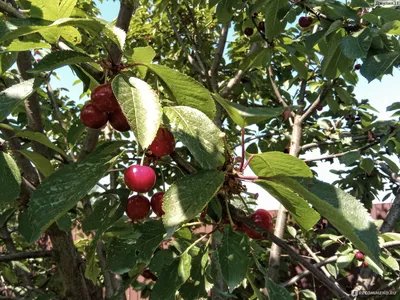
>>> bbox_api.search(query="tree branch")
[228,204,351,299]
[282,255,338,287]
[0,250,54,262]
[0,0,25,18]
[166,8,204,75]
[209,23,230,92]
[303,140,380,163]
[300,82,332,122]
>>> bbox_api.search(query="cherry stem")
[241,154,254,172]
[183,227,219,255]
[238,194,251,214]
[228,173,272,182]
[224,199,235,227]
[239,128,245,171]
[158,162,166,192]
[140,152,146,166]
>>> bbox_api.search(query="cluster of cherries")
[355,251,368,267]
[243,14,313,37]
[124,127,176,221]
[80,83,130,132]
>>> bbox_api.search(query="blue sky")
[50,1,399,209]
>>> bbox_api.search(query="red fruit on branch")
[126,195,151,221]
[257,21,265,31]
[299,16,313,28]
[242,209,273,240]
[109,109,130,132]
[362,261,368,267]
[80,103,108,129]
[124,165,156,193]
[151,192,165,217]
[316,105,323,111]
[244,27,254,36]
[354,64,361,70]
[355,251,365,261]
[91,83,120,113]
[149,127,175,157]
[142,269,158,281]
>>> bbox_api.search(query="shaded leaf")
[360,51,400,82]
[145,64,216,119]
[0,152,21,203]
[213,94,284,128]
[264,0,290,40]
[17,150,55,177]
[13,130,67,157]
[21,142,125,243]
[340,27,373,59]
[29,50,93,73]
[150,260,186,300]
[217,227,249,292]
[164,106,225,169]
[266,279,292,300]
[163,170,224,229]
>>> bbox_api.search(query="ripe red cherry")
[354,64,361,70]
[316,105,323,111]
[142,269,158,281]
[355,251,365,261]
[362,261,368,267]
[124,165,156,193]
[109,109,130,132]
[80,103,108,129]
[258,21,265,31]
[242,209,273,240]
[126,195,151,221]
[149,128,175,157]
[91,83,120,113]
[151,192,165,217]
[244,27,254,36]
[299,16,313,28]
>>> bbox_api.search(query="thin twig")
[300,82,332,122]
[209,23,230,92]
[0,250,55,262]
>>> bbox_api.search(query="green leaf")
[372,7,400,22]
[0,18,125,51]
[379,253,399,271]
[163,170,224,229]
[150,260,187,300]
[360,158,375,175]
[266,279,292,300]
[380,156,399,173]
[381,20,400,35]
[21,142,125,243]
[255,180,320,230]
[336,253,354,269]
[0,79,39,122]
[13,130,67,158]
[335,86,353,104]
[239,48,272,71]
[340,27,373,59]
[6,40,51,52]
[248,152,312,178]
[339,152,361,165]
[29,50,93,73]
[130,46,156,78]
[56,213,72,232]
[106,220,165,274]
[112,75,162,149]
[0,53,17,75]
[17,150,55,177]
[264,0,290,40]
[164,106,225,169]
[282,53,308,79]
[178,253,192,283]
[275,177,383,273]
[0,152,21,203]
[321,30,353,79]
[82,193,126,233]
[213,94,284,128]
[30,0,77,20]
[144,64,216,119]
[360,52,400,82]
[217,227,249,292]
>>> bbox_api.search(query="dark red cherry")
[151,192,165,217]
[91,83,120,113]
[80,103,108,129]
[109,109,130,132]
[126,195,151,221]
[149,128,175,157]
